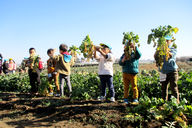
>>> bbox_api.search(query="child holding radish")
[147,25,180,104]
[119,42,142,104]
[55,44,74,97]
[47,48,59,96]
[26,48,41,95]
[94,43,116,102]
[155,35,180,104]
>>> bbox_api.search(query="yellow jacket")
[47,57,57,73]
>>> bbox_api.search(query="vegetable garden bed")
[0,64,192,127]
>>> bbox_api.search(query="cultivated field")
[0,62,192,128]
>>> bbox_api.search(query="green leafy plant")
[122,32,140,59]
[69,45,80,60]
[79,35,94,61]
[38,75,50,96]
[147,25,179,68]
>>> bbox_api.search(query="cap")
[100,43,112,50]
[165,35,172,40]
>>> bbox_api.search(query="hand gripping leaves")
[79,35,95,61]
[28,55,40,72]
[69,45,80,60]
[147,25,179,68]
[122,32,140,59]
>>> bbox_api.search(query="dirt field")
[0,92,166,128]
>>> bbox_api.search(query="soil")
[0,92,163,128]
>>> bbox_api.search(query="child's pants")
[99,75,115,98]
[55,73,59,92]
[123,73,138,99]
[59,74,72,96]
[161,71,180,103]
[48,73,59,93]
[28,69,41,93]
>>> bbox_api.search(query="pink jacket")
[9,63,17,71]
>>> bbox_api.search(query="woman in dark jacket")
[3,59,9,75]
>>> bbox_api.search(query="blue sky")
[0,0,192,64]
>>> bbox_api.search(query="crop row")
[0,70,192,104]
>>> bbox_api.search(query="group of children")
[25,44,74,96]
[46,44,74,97]
[0,56,17,75]
[93,41,143,104]
[3,34,179,104]
[98,35,179,104]
[96,35,179,104]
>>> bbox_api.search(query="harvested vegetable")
[79,35,94,61]
[122,32,140,59]
[147,25,179,68]
[69,45,80,60]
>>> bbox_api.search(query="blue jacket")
[161,46,178,74]
[119,47,142,74]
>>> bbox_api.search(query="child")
[3,59,9,75]
[156,35,180,103]
[26,48,41,95]
[55,44,74,97]
[47,49,60,96]
[119,42,142,104]
[0,54,2,75]
[8,58,17,74]
[21,57,29,73]
[94,43,115,102]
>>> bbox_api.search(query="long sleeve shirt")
[119,47,142,74]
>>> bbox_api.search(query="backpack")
[38,61,43,70]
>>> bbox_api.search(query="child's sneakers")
[55,93,60,97]
[69,92,72,98]
[132,99,139,105]
[48,92,53,96]
[98,96,106,101]
[124,99,129,104]
[110,97,115,102]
